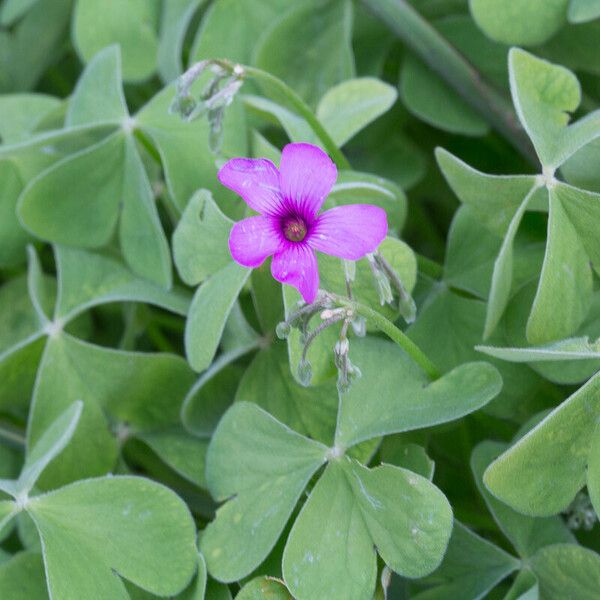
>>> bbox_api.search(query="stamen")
[283,218,307,242]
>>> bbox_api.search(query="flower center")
[283,217,307,242]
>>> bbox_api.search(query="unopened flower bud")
[276,321,291,340]
[351,316,366,337]
[297,359,312,387]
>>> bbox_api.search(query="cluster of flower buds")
[170,59,244,153]
[366,252,417,324]
[276,292,364,393]
[564,490,597,531]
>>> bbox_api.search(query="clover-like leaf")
[435,148,539,237]
[470,0,568,46]
[0,552,47,600]
[72,0,160,82]
[471,442,574,558]
[569,0,600,22]
[157,0,204,83]
[336,337,502,447]
[29,332,195,488]
[316,77,397,146]
[27,475,197,599]
[509,48,600,169]
[484,369,600,515]
[526,190,593,344]
[587,425,600,518]
[237,577,292,599]
[173,189,233,286]
[283,458,452,600]
[530,544,600,598]
[400,53,489,136]
[0,160,30,268]
[200,402,328,582]
[410,522,520,600]
[254,0,354,106]
[185,263,250,372]
[0,93,61,145]
[235,342,338,444]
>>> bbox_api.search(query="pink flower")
[218,143,388,303]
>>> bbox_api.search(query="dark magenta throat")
[283,217,308,242]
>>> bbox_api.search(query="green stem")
[332,295,441,380]
[361,0,537,165]
[241,65,351,169]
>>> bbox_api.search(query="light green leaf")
[408,287,550,422]
[471,442,574,558]
[484,370,600,515]
[568,0,600,23]
[237,577,293,599]
[282,462,376,600]
[283,458,453,600]
[173,190,233,286]
[317,78,397,146]
[18,132,125,247]
[0,0,41,26]
[526,191,593,344]
[119,136,172,288]
[190,0,289,64]
[28,475,197,599]
[509,48,600,168]
[380,439,435,480]
[470,0,568,46]
[28,333,195,488]
[66,45,128,127]
[54,246,189,323]
[411,522,519,600]
[254,0,355,107]
[0,552,47,600]
[485,186,542,338]
[0,159,30,268]
[185,262,250,372]
[435,148,538,237]
[477,336,600,362]
[444,206,503,299]
[503,569,539,600]
[158,0,204,83]
[554,181,600,274]
[336,336,502,447]
[530,544,600,599]
[400,53,488,136]
[243,95,316,145]
[200,402,327,582]
[235,342,338,445]
[0,94,61,144]
[17,401,82,496]
[72,0,160,82]
[587,426,600,518]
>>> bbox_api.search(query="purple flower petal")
[279,143,337,220]
[271,243,319,304]
[218,158,285,216]
[229,216,282,268]
[308,204,388,260]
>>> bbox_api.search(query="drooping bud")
[297,359,312,387]
[275,321,291,340]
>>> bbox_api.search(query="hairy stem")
[331,295,441,380]
[361,0,537,164]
